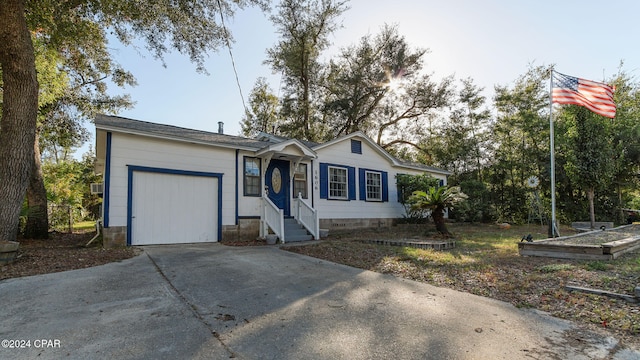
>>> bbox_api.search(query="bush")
[48,204,85,232]
[451,180,493,223]
[396,173,440,220]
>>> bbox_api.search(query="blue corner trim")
[103,132,112,227]
[235,149,239,225]
[126,165,224,245]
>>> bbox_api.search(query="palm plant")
[409,186,468,236]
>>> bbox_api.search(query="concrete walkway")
[1,243,638,359]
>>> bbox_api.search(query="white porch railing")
[293,193,319,240]
[261,196,285,243]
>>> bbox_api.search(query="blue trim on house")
[126,165,224,245]
[235,149,239,225]
[103,132,112,228]
[359,168,366,200]
[347,167,356,200]
[319,163,328,199]
[382,172,389,202]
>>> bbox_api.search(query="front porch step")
[283,218,313,242]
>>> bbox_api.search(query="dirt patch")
[221,238,268,246]
[0,231,140,281]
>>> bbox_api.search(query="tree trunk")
[587,187,596,229]
[24,136,49,239]
[0,0,39,242]
[432,207,451,236]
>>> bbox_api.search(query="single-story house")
[94,114,451,246]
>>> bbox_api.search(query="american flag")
[552,71,616,118]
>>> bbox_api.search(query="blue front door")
[265,159,290,216]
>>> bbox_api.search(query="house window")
[244,157,261,196]
[359,168,389,202]
[294,163,308,198]
[329,166,348,199]
[365,171,382,201]
[320,163,356,200]
[351,139,362,154]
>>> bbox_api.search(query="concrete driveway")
[1,243,638,359]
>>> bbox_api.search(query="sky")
[81,0,640,155]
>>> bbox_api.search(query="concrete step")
[285,234,313,242]
[285,228,309,237]
[283,218,313,242]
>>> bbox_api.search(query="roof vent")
[218,121,224,134]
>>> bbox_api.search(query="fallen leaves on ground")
[284,223,640,350]
[0,231,140,281]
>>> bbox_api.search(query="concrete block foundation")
[319,218,396,230]
[102,226,127,248]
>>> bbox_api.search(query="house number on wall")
[272,168,282,194]
[314,169,319,190]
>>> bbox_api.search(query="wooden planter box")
[0,241,20,265]
[518,226,640,260]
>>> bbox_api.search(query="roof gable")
[313,131,450,175]
[255,138,317,159]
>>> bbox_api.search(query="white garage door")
[131,171,218,245]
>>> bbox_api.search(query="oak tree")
[0,0,269,242]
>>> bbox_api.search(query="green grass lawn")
[73,220,99,232]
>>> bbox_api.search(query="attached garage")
[127,166,223,245]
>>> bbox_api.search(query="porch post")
[259,196,265,238]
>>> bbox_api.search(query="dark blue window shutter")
[320,163,328,199]
[359,168,366,200]
[438,179,444,187]
[382,171,389,202]
[348,166,356,200]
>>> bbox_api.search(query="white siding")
[314,136,445,219]
[107,133,236,227]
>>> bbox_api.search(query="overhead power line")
[217,0,249,118]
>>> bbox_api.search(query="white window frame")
[328,166,348,200]
[243,157,261,197]
[294,163,308,199]
[365,171,382,201]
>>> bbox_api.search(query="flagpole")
[549,69,559,237]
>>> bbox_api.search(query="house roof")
[95,114,451,175]
[312,131,452,175]
[95,114,270,151]
[256,132,321,149]
[255,138,317,159]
